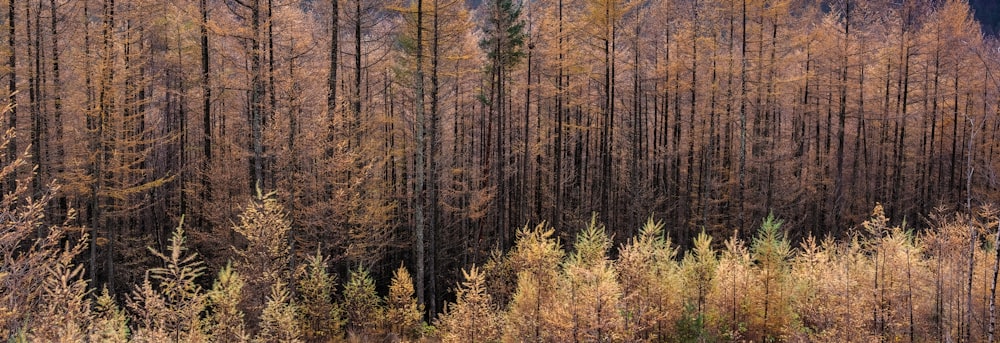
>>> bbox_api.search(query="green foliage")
[207,263,249,343]
[674,303,713,343]
[90,288,131,343]
[342,266,383,336]
[295,249,343,342]
[436,265,503,343]
[558,215,624,341]
[749,213,794,341]
[682,230,717,313]
[479,0,526,68]
[6,202,1000,342]
[255,281,302,343]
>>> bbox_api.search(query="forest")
[1,0,1000,341]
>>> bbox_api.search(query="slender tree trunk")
[966,116,977,343]
[29,0,42,200]
[82,0,100,291]
[552,0,562,230]
[738,0,747,233]
[988,221,1000,343]
[200,0,211,205]
[249,0,264,192]
[97,0,114,292]
[5,0,15,193]
[428,0,440,316]
[834,1,850,229]
[414,0,427,310]
[327,0,338,153]
[352,0,361,145]
[265,0,276,189]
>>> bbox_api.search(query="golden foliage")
[436,265,503,343]
[385,264,424,340]
[231,190,294,330]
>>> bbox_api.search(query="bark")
[428,0,440,316]
[414,0,427,310]
[201,0,211,203]
[327,0,338,153]
[5,0,15,193]
[988,221,1000,343]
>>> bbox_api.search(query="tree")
[128,220,209,342]
[479,0,525,249]
[749,213,792,340]
[231,190,293,330]
[341,266,383,337]
[254,281,301,343]
[295,249,343,342]
[679,230,717,340]
[435,265,503,343]
[617,217,683,340]
[557,215,624,341]
[207,263,249,343]
[385,264,424,339]
[504,222,563,342]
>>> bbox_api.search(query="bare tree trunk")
[428,0,440,316]
[327,0,338,151]
[552,0,562,231]
[988,221,1000,343]
[738,0,747,233]
[414,0,427,311]
[966,116,977,343]
[249,0,264,192]
[200,0,211,205]
[5,0,15,193]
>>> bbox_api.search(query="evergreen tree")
[750,213,793,341]
[207,263,249,343]
[617,217,683,341]
[679,230,718,340]
[295,249,343,342]
[342,266,383,337]
[89,288,130,343]
[231,190,294,329]
[504,223,564,342]
[129,220,208,342]
[385,264,424,340]
[436,265,503,343]
[254,281,302,343]
[558,215,624,341]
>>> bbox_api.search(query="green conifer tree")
[750,213,793,341]
[558,215,624,342]
[342,266,383,337]
[90,288,131,343]
[295,249,343,342]
[255,281,302,343]
[208,263,249,342]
